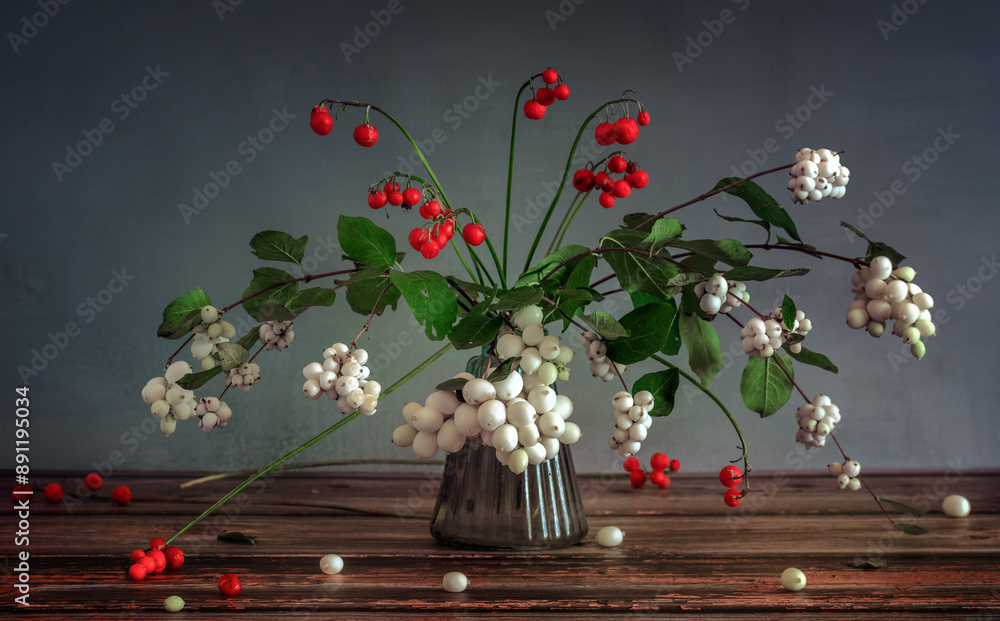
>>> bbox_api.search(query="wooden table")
[5,469,998,619]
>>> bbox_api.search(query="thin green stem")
[165,342,454,546]
[180,459,445,488]
[554,190,592,250]
[546,192,582,256]
[504,80,533,285]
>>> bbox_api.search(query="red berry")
[164,546,185,571]
[384,182,400,193]
[629,469,647,488]
[637,110,651,126]
[408,228,428,251]
[599,192,616,209]
[309,105,333,136]
[614,117,640,145]
[149,537,167,551]
[419,200,441,220]
[402,188,422,207]
[218,573,242,596]
[387,191,404,206]
[649,453,670,471]
[523,99,546,120]
[626,170,649,189]
[594,171,613,192]
[719,465,743,488]
[626,161,638,174]
[554,84,570,100]
[420,240,441,259]
[542,68,559,84]
[670,459,681,472]
[434,228,450,248]
[367,189,388,209]
[138,556,157,573]
[43,482,64,503]
[129,549,146,563]
[622,456,640,472]
[608,155,627,174]
[536,88,556,106]
[462,222,486,246]
[595,122,616,146]
[353,124,378,147]
[612,179,632,199]
[650,470,671,488]
[440,219,454,238]
[128,563,148,581]
[84,473,102,491]
[111,486,131,506]
[723,488,743,507]
[12,484,32,501]
[572,168,595,192]
[146,549,167,574]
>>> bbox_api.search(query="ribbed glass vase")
[429,434,588,550]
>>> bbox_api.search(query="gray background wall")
[2,0,997,476]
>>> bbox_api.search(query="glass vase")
[429,434,589,550]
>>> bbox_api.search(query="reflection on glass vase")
[429,434,589,550]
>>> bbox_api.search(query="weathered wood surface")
[3,469,998,620]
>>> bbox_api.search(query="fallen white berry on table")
[942,494,971,517]
[596,525,624,547]
[442,571,468,593]
[780,567,807,591]
[320,553,344,575]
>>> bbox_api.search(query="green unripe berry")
[891,266,916,282]
[910,341,926,360]
[164,595,185,612]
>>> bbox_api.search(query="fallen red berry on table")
[43,482,64,503]
[164,546,185,571]
[650,470,671,488]
[353,124,378,147]
[309,105,333,135]
[723,488,743,507]
[637,110,651,126]
[622,456,640,472]
[719,465,743,488]
[146,549,167,574]
[218,573,242,596]
[12,484,32,501]
[128,563,148,581]
[111,486,131,505]
[614,117,640,145]
[629,469,647,488]
[462,223,486,246]
[129,549,146,563]
[138,556,157,574]
[554,84,570,100]
[670,459,681,472]
[542,68,559,84]
[649,452,669,472]
[84,473,102,491]
[523,99,546,120]
[149,537,167,551]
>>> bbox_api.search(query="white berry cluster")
[191,306,237,370]
[828,459,862,491]
[581,331,625,382]
[141,361,198,436]
[392,370,582,473]
[225,362,261,393]
[740,307,812,357]
[845,256,935,359]
[496,306,575,386]
[259,320,295,351]
[694,275,749,315]
[195,396,233,432]
[607,390,655,457]
[301,343,381,416]
[794,394,842,449]
[787,148,850,205]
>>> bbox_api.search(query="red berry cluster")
[523,68,570,120]
[594,108,650,147]
[408,206,486,259]
[368,181,423,211]
[573,153,649,209]
[127,537,185,581]
[719,465,745,507]
[309,104,379,148]
[623,452,680,489]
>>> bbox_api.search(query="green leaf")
[493,286,543,311]
[176,366,224,390]
[249,230,307,265]
[621,212,658,233]
[606,303,674,365]
[632,369,680,417]
[848,558,889,569]
[781,295,797,331]
[256,297,294,323]
[553,254,599,328]
[666,272,708,288]
[715,178,801,242]
[342,266,398,316]
[556,288,603,302]
[723,266,809,282]
[215,342,249,371]
[839,222,906,266]
[740,354,794,417]
[629,292,681,357]
[786,346,838,373]
[241,267,298,319]
[777,235,813,249]
[286,288,336,314]
[337,215,397,267]
[486,356,521,382]
[679,312,724,386]
[157,288,212,339]
[713,208,772,238]
[448,314,503,350]
[893,522,929,536]
[667,238,752,268]
[389,271,458,340]
[643,217,684,253]
[217,531,257,545]
[235,325,262,351]
[517,245,591,288]
[447,276,500,299]
[581,310,629,340]
[435,378,468,392]
[599,229,681,298]
[878,497,925,517]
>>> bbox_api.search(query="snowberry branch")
[349,282,394,352]
[220,268,358,314]
[741,244,866,266]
